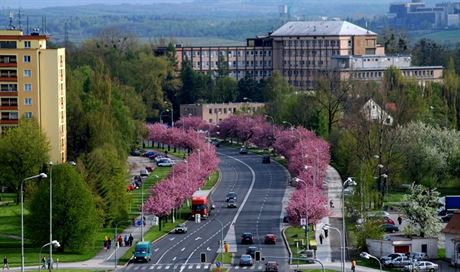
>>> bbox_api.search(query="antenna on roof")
[18,8,22,30]
[8,11,15,30]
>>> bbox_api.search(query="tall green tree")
[0,119,49,204]
[26,164,99,252]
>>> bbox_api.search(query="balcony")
[0,105,18,110]
[0,62,17,68]
[0,91,18,96]
[0,119,18,125]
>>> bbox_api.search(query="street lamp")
[214,218,225,265]
[322,224,344,272]
[48,161,53,272]
[294,177,310,250]
[360,252,382,272]
[39,240,60,272]
[21,173,47,272]
[342,177,357,271]
[114,220,131,270]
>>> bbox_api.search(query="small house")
[366,235,438,259]
[442,210,460,266]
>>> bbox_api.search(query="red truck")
[192,190,212,219]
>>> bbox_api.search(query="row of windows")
[184,50,272,58]
[287,80,314,88]
[0,83,32,92]
[351,69,435,79]
[283,60,326,67]
[0,98,33,106]
[0,55,32,63]
[285,70,316,77]
[0,111,32,119]
[208,106,260,114]
[201,70,272,77]
[194,60,273,68]
[284,39,342,47]
[284,49,340,57]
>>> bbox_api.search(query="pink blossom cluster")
[143,123,219,216]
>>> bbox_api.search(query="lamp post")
[48,162,53,272]
[21,173,47,272]
[360,252,382,272]
[214,218,225,264]
[39,240,60,272]
[342,177,357,272]
[294,177,310,250]
[114,220,131,270]
[323,224,344,272]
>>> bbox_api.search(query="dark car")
[241,232,254,244]
[227,199,237,208]
[130,150,142,156]
[264,234,276,244]
[239,147,248,154]
[143,151,156,157]
[226,192,237,202]
[381,224,399,233]
[262,155,271,164]
[211,139,220,147]
[246,246,258,258]
[239,254,253,266]
[265,261,279,271]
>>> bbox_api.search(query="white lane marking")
[169,237,175,241]
[195,237,202,240]
[165,265,170,269]
[156,265,162,270]
[196,264,201,269]
[206,247,211,251]
[188,264,193,269]
[172,257,177,261]
[204,265,209,269]
[180,153,257,271]
[154,248,159,252]
[181,247,185,251]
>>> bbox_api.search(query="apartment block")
[180,102,265,124]
[159,20,442,90]
[0,29,66,163]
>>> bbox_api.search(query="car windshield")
[227,192,236,197]
[241,255,251,260]
[135,245,148,253]
[193,204,206,211]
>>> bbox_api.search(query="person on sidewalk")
[41,257,47,269]
[324,228,328,238]
[397,215,403,225]
[319,234,324,245]
[128,234,134,246]
[3,256,9,270]
[351,259,357,272]
[329,200,334,208]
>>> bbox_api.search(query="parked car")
[265,261,279,271]
[384,216,396,225]
[211,139,220,147]
[406,252,428,261]
[140,169,149,177]
[380,253,406,263]
[246,246,258,258]
[380,224,399,233]
[241,232,254,244]
[227,199,237,208]
[174,223,187,234]
[226,192,237,202]
[403,261,438,272]
[143,151,156,157]
[368,210,391,218]
[264,234,276,244]
[384,256,411,268]
[157,158,174,167]
[154,155,167,162]
[239,147,248,154]
[239,254,253,266]
[130,150,142,156]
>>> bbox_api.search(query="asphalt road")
[123,146,289,272]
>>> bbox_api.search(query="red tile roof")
[443,210,460,234]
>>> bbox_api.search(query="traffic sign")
[215,262,221,267]
[300,218,307,226]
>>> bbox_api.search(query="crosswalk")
[127,263,265,271]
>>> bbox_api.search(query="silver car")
[404,261,438,272]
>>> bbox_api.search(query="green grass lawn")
[285,226,316,265]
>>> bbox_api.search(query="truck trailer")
[192,190,212,219]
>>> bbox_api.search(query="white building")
[442,210,460,266]
[361,99,394,125]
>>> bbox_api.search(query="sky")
[1,0,191,9]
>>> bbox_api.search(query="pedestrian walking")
[143,216,146,226]
[131,217,135,226]
[319,234,324,245]
[324,228,328,238]
[351,259,357,272]
[117,235,123,247]
[107,237,112,250]
[41,257,47,269]
[128,234,134,246]
[329,200,334,208]
[397,215,403,225]
[124,234,129,247]
[3,256,9,270]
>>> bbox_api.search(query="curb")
[282,226,293,264]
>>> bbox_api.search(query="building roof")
[270,21,377,37]
[443,210,460,234]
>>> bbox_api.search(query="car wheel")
[389,264,394,268]
[429,269,435,272]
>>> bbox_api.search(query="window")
[24,41,31,48]
[0,41,17,48]
[24,98,32,105]
[24,70,32,77]
[209,109,212,114]
[24,84,32,92]
[24,56,31,63]
[24,112,32,119]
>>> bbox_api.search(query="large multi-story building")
[180,102,265,124]
[161,20,442,90]
[0,29,66,163]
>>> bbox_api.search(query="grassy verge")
[285,226,316,265]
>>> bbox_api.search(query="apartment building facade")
[0,29,66,163]
[180,102,265,124]
[163,20,442,90]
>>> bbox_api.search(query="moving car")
[174,223,187,234]
[241,232,254,244]
[239,147,248,154]
[227,199,237,208]
[246,246,258,258]
[381,224,399,233]
[226,192,237,202]
[210,139,220,147]
[403,261,438,272]
[264,234,276,244]
[407,252,428,261]
[239,254,253,266]
[133,241,152,262]
[265,261,279,271]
